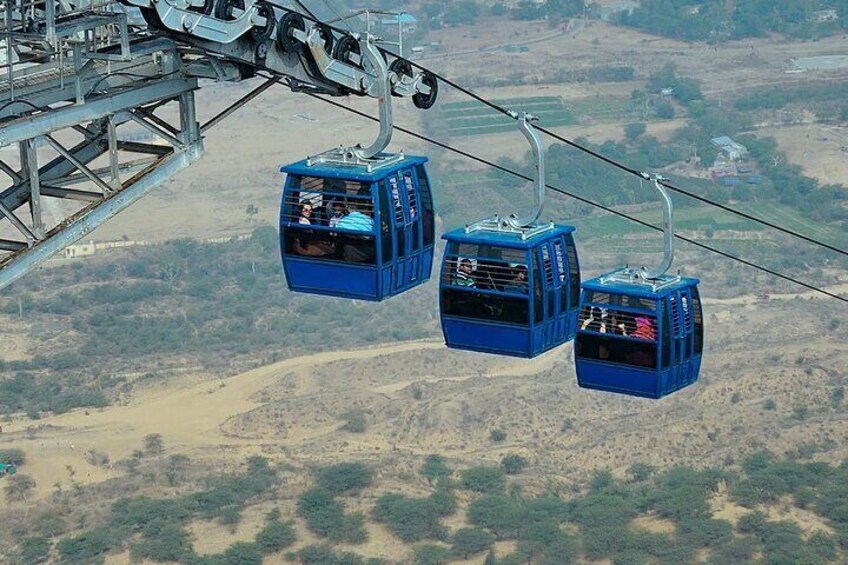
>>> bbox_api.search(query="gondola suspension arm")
[507,112,544,229]
[352,34,392,159]
[640,175,675,280]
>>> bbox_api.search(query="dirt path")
[0,340,444,501]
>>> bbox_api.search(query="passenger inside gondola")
[298,202,314,225]
[504,265,528,294]
[328,201,346,228]
[577,305,658,368]
[293,233,335,257]
[337,201,373,232]
[454,259,476,287]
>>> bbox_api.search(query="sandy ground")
[1,281,845,503]
[0,340,446,501]
[754,123,848,187]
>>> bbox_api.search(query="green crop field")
[438,96,576,137]
[566,95,641,121]
[736,202,848,247]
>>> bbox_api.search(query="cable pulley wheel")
[333,34,360,67]
[413,71,438,110]
[139,6,164,30]
[251,2,274,41]
[187,0,214,15]
[315,23,334,55]
[214,0,244,21]
[389,58,413,98]
[276,12,305,53]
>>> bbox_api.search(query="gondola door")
[667,292,686,392]
[536,243,558,352]
[386,173,414,295]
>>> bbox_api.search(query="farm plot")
[566,95,642,121]
[439,96,576,137]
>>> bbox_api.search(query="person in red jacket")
[630,316,656,341]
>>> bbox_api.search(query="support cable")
[274,6,848,259]
[287,84,847,305]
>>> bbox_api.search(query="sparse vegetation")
[460,466,506,494]
[500,454,528,475]
[421,455,452,484]
[11,449,848,564]
[297,488,367,544]
[341,408,368,433]
[143,433,164,456]
[372,493,448,542]
[314,462,373,495]
[489,429,507,443]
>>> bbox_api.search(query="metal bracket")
[305,149,404,173]
[600,268,682,292]
[352,34,391,159]
[127,0,268,44]
[640,174,675,280]
[507,111,544,229]
[465,216,556,240]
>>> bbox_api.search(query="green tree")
[220,541,264,565]
[372,494,446,542]
[452,527,495,558]
[256,520,296,553]
[315,462,373,495]
[129,524,193,563]
[807,531,837,562]
[461,467,506,494]
[422,455,451,484]
[500,454,528,475]
[430,485,458,517]
[57,527,114,563]
[415,544,452,565]
[490,429,507,442]
[297,488,367,543]
[737,511,767,535]
[467,495,525,539]
[20,536,50,564]
[655,102,675,119]
[629,463,654,482]
[624,123,646,141]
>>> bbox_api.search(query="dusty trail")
[0,340,444,500]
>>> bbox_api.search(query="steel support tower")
[0,0,435,289]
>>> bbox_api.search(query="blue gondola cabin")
[574,274,703,399]
[279,154,435,301]
[439,225,581,357]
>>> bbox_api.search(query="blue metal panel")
[581,274,701,300]
[576,359,661,399]
[442,317,534,357]
[280,154,429,182]
[442,224,576,250]
[285,258,380,300]
[438,225,579,358]
[574,277,702,399]
[279,156,434,302]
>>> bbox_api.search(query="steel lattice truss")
[0,0,434,289]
